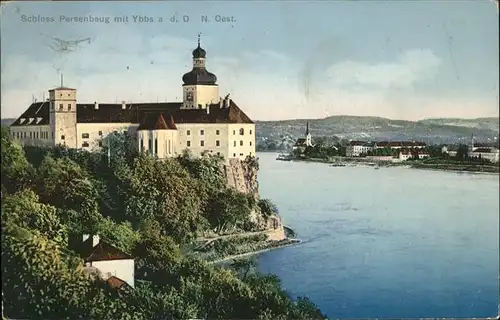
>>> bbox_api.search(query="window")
[233,141,236,147]
[140,139,143,152]
[250,130,253,134]
[249,141,252,146]
[240,141,243,146]
[187,130,191,136]
[239,128,244,135]
[61,135,65,140]
[113,130,117,134]
[200,130,204,135]
[99,141,103,147]
[52,132,54,139]
[154,139,158,156]
[233,130,236,135]
[187,141,191,147]
[98,131,103,136]
[148,138,153,151]
[68,104,71,111]
[29,132,32,139]
[216,130,220,135]
[82,142,89,148]
[123,131,127,135]
[82,133,89,139]
[51,103,54,110]
[68,94,70,96]
[59,104,63,111]
[233,153,236,157]
[250,152,252,156]
[216,140,220,147]
[200,141,205,147]
[217,152,221,156]
[239,153,244,156]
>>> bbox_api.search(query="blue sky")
[1,1,498,121]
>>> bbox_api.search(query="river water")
[255,152,499,318]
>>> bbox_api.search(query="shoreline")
[209,238,301,264]
[282,157,499,175]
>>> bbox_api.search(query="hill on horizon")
[255,115,499,150]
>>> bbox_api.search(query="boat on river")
[276,154,292,161]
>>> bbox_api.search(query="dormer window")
[20,118,26,124]
[239,128,244,135]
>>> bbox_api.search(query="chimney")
[122,101,126,109]
[206,104,210,114]
[219,97,223,108]
[83,234,100,247]
[94,101,99,110]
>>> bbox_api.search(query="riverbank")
[281,156,499,174]
[209,238,301,264]
[191,225,301,264]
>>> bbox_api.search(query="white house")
[80,235,135,288]
[9,37,256,163]
[398,150,429,161]
[346,141,373,157]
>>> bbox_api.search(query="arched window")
[239,128,244,135]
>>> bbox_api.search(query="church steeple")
[182,35,217,86]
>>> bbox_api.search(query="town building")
[346,141,374,157]
[80,235,135,288]
[398,150,430,161]
[8,37,256,162]
[467,134,499,162]
[374,141,426,149]
[292,121,313,151]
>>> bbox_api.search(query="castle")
[9,37,256,162]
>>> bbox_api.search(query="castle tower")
[48,75,77,148]
[181,34,219,109]
[305,121,313,147]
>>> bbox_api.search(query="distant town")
[276,122,499,172]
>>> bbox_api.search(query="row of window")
[13,131,52,140]
[185,140,253,147]
[51,103,73,111]
[186,128,253,136]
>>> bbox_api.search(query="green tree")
[1,127,33,193]
[206,188,252,233]
[1,189,67,245]
[258,198,279,217]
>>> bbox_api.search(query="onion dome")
[182,69,217,85]
[192,45,206,59]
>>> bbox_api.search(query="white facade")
[346,144,373,157]
[9,41,256,162]
[89,259,135,288]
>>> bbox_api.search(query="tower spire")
[197,32,201,47]
[305,121,310,136]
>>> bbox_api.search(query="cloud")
[0,25,497,122]
[326,49,441,89]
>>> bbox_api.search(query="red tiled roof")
[11,99,254,127]
[80,238,132,262]
[106,276,128,290]
[473,148,492,153]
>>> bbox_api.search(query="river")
[255,152,499,318]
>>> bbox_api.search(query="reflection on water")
[256,153,499,318]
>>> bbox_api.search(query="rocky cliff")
[223,158,259,197]
[223,157,286,241]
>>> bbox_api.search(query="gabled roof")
[137,113,177,131]
[106,276,130,290]
[294,138,306,146]
[10,102,50,126]
[80,238,132,262]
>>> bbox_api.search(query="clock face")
[186,91,193,101]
